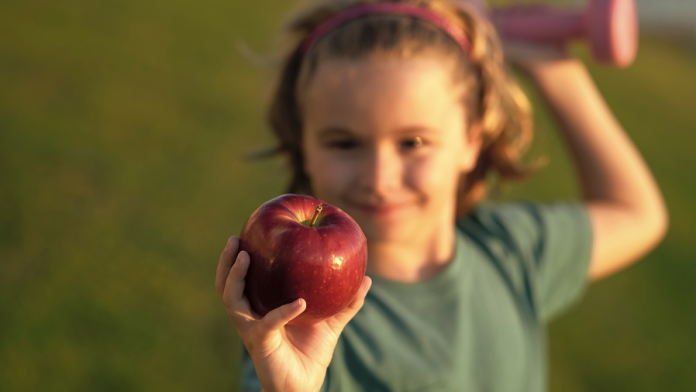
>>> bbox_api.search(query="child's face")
[301,58,480,242]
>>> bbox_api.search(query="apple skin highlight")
[239,194,368,326]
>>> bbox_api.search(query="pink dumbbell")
[484,0,638,67]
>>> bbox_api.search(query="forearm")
[530,60,666,219]
[528,60,668,279]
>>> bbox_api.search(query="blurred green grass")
[1,0,695,391]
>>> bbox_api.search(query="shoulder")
[457,201,542,246]
[455,202,544,298]
[457,200,594,321]
[456,201,591,258]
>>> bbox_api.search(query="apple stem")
[310,205,322,227]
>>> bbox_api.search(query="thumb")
[258,298,307,334]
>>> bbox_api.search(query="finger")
[258,298,306,333]
[216,236,239,296]
[223,250,250,307]
[222,251,259,331]
[328,276,372,329]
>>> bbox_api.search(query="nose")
[358,142,402,200]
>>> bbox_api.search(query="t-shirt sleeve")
[460,201,594,322]
[240,348,263,392]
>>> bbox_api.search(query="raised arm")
[505,42,669,281]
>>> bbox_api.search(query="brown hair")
[266,0,540,217]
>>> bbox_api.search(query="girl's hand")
[215,236,372,392]
[501,39,581,78]
[502,39,591,104]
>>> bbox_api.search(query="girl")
[215,0,668,391]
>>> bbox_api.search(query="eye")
[328,139,359,150]
[400,136,423,151]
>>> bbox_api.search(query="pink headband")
[300,2,471,57]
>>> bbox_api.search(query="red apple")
[239,194,367,325]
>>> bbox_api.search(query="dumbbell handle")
[488,0,638,67]
[492,7,585,44]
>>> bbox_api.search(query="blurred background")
[1,0,694,390]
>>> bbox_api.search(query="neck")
[366,224,456,282]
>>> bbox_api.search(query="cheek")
[406,151,461,199]
[304,148,354,202]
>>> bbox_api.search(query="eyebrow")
[316,125,438,139]
[317,127,354,139]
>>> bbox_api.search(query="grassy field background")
[1,0,695,391]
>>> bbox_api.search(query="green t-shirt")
[240,201,594,392]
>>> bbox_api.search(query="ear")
[458,121,483,173]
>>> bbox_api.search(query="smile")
[350,202,415,217]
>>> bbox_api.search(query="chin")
[362,225,412,243]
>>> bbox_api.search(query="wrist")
[260,384,323,392]
[527,58,586,88]
[259,374,325,392]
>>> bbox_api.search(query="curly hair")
[265,0,541,217]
